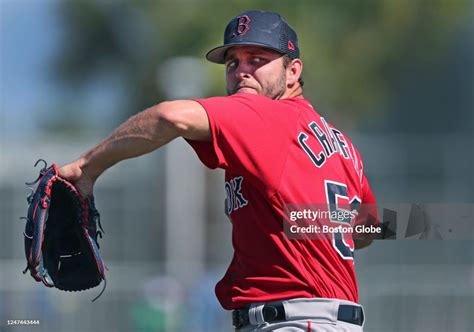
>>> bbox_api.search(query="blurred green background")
[1,0,473,331]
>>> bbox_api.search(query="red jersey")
[186,93,377,310]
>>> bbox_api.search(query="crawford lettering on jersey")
[225,176,248,215]
[298,116,352,168]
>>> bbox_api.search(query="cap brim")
[206,42,286,64]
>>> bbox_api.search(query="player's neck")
[281,84,304,99]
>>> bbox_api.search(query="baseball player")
[59,10,377,331]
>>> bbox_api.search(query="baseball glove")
[22,159,106,301]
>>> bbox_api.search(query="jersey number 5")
[324,180,361,260]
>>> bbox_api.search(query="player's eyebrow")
[224,48,279,63]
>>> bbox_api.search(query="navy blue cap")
[206,10,300,64]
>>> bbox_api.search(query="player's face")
[224,46,287,99]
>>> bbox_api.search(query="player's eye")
[226,60,237,71]
[250,57,266,65]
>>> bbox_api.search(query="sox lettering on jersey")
[225,176,249,215]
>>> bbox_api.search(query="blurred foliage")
[53,0,472,121]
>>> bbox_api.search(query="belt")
[232,303,364,329]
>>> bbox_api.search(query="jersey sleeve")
[186,94,298,189]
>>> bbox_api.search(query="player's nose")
[235,70,252,82]
[234,61,253,79]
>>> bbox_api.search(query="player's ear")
[286,59,303,87]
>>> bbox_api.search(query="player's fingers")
[58,161,82,181]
